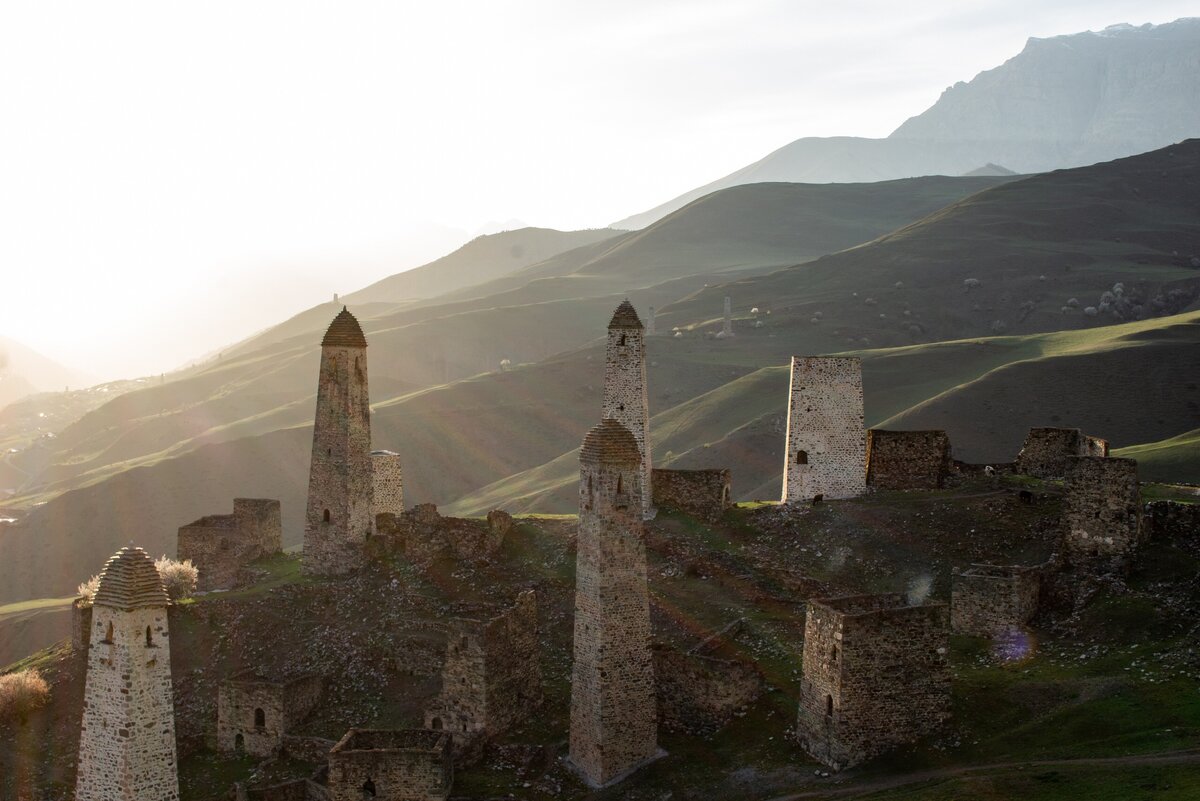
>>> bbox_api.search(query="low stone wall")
[328,729,453,801]
[951,564,1042,637]
[243,779,329,801]
[654,645,763,735]
[371,504,511,565]
[1145,501,1200,540]
[651,468,733,521]
[281,735,337,764]
[1015,428,1108,479]
[178,498,282,591]
[71,597,93,651]
[865,430,951,490]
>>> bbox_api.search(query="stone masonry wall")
[327,729,453,801]
[951,564,1041,637]
[602,307,653,519]
[796,594,950,770]
[76,604,179,801]
[651,468,732,521]
[865,430,951,490]
[782,357,866,502]
[371,450,405,527]
[1145,500,1200,540]
[1015,428,1109,479]
[179,499,282,591]
[424,590,542,757]
[370,505,512,566]
[1063,457,1143,563]
[72,597,93,651]
[304,342,373,576]
[653,645,763,736]
[218,675,324,758]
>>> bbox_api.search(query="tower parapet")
[304,307,374,575]
[602,301,654,519]
[75,547,179,801]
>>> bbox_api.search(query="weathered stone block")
[651,468,732,521]
[951,564,1041,637]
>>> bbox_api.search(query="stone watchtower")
[76,547,179,801]
[602,301,653,519]
[569,419,661,788]
[782,356,866,503]
[304,307,374,575]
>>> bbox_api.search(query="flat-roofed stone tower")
[602,301,653,519]
[782,356,866,503]
[304,307,373,575]
[569,419,661,788]
[76,546,179,801]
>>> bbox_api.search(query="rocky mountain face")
[616,18,1200,229]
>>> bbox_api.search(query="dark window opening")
[831,646,838,663]
[615,474,628,510]
[431,717,443,730]
[797,450,808,465]
[619,333,626,346]
[361,778,377,798]
[460,635,470,650]
[327,447,332,457]
[103,621,114,644]
[254,708,265,730]
[323,508,331,523]
[234,733,245,753]
[825,694,834,717]
[145,626,153,647]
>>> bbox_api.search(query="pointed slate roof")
[322,307,368,348]
[608,300,643,330]
[93,546,170,610]
[580,419,641,466]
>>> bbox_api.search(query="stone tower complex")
[304,307,374,575]
[602,300,653,519]
[76,546,180,801]
[569,419,661,787]
[782,356,866,503]
[371,450,405,526]
[796,593,950,770]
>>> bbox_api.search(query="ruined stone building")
[796,593,950,770]
[304,307,374,575]
[865,430,951,490]
[177,498,282,591]
[721,296,733,337]
[569,419,661,788]
[951,564,1042,637]
[371,450,405,528]
[370,504,513,565]
[654,620,764,736]
[1063,456,1144,564]
[602,300,653,519]
[328,729,452,801]
[217,673,324,758]
[1015,427,1109,478]
[75,546,180,801]
[423,590,542,756]
[651,468,732,521]
[782,356,866,503]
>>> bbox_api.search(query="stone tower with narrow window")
[782,356,866,502]
[304,307,374,575]
[602,301,653,519]
[75,546,179,801]
[569,419,661,788]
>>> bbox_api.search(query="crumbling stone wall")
[281,735,338,764]
[653,621,764,735]
[370,505,512,565]
[423,591,542,756]
[782,357,866,503]
[304,309,374,576]
[1145,500,1200,540]
[217,674,324,758]
[178,498,282,591]
[866,430,951,490]
[76,547,179,801]
[371,450,405,527]
[72,596,93,651]
[951,564,1041,637]
[327,729,452,801]
[1015,427,1109,479]
[242,778,330,801]
[651,468,732,521]
[1063,457,1143,563]
[602,300,653,519]
[796,594,950,770]
[569,420,659,788]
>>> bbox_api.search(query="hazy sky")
[1,1,1195,380]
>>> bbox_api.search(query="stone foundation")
[866,430,951,490]
[651,468,733,521]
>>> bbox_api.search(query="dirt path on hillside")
[768,749,1200,800]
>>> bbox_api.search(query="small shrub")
[155,556,199,602]
[0,669,50,723]
[77,574,100,606]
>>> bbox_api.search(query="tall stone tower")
[569,419,661,788]
[602,300,653,519]
[76,547,179,801]
[782,356,866,502]
[304,307,373,575]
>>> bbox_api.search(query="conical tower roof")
[322,307,368,348]
[608,300,643,330]
[93,546,170,610]
[580,419,641,466]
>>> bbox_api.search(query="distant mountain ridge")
[615,18,1200,229]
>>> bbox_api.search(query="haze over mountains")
[616,18,1200,229]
